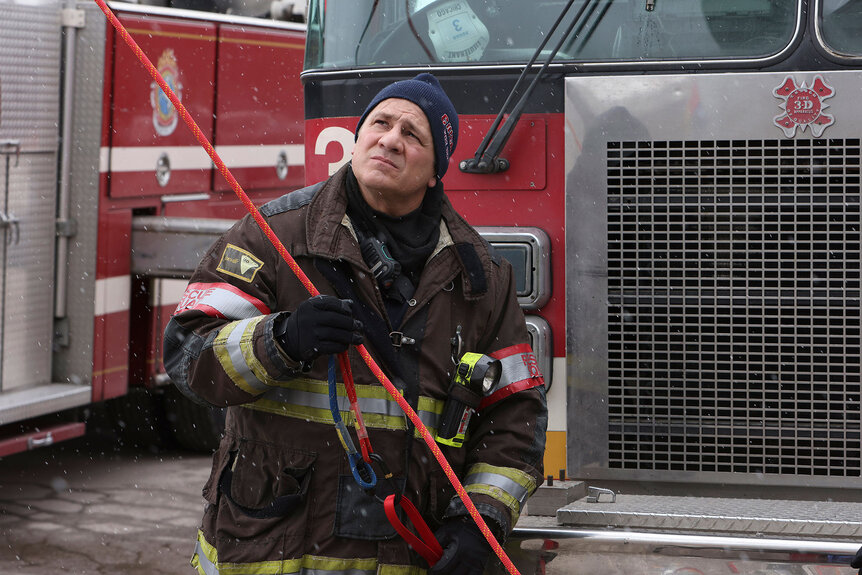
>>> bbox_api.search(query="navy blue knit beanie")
[355,73,459,179]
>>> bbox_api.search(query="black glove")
[429,518,492,575]
[851,545,862,574]
[274,295,364,363]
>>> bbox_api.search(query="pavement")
[0,429,211,575]
[1,424,857,575]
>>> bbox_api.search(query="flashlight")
[436,352,501,448]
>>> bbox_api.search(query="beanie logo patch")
[441,113,454,160]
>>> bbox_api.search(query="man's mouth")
[371,155,397,169]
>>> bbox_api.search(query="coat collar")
[304,164,493,298]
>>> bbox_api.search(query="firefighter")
[163,73,548,575]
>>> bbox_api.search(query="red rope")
[93,3,521,573]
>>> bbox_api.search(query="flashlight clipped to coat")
[435,353,501,448]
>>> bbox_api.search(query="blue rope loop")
[328,356,377,490]
[350,452,376,489]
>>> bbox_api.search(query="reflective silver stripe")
[466,471,530,507]
[176,283,267,319]
[489,351,540,394]
[256,384,442,430]
[418,408,439,431]
[193,540,219,575]
[226,318,270,393]
[261,386,401,416]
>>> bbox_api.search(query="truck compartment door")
[107,13,216,199]
[211,24,305,202]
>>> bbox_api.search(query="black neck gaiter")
[345,165,443,286]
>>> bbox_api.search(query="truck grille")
[606,138,862,477]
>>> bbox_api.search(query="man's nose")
[378,128,404,151]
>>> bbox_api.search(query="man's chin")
[357,171,397,191]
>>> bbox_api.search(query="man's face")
[352,98,437,217]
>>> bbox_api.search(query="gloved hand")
[429,518,492,575]
[851,545,862,574]
[274,295,364,363]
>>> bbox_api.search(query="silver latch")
[28,432,55,450]
[586,486,616,503]
[390,332,415,347]
[156,152,171,187]
[0,140,21,166]
[61,8,86,28]
[276,150,289,180]
[56,218,78,238]
[0,211,20,245]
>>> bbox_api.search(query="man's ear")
[428,175,438,189]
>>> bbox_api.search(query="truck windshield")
[305,0,798,69]
[819,0,862,56]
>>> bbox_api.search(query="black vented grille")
[606,139,862,477]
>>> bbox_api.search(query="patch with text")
[216,244,264,283]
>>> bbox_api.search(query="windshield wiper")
[459,0,602,174]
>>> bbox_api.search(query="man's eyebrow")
[372,110,429,138]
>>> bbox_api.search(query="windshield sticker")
[773,75,835,138]
[426,1,489,62]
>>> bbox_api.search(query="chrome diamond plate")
[2,152,58,391]
[0,0,62,149]
[558,494,862,538]
[0,0,62,393]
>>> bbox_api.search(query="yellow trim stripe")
[213,319,269,396]
[239,378,444,436]
[240,323,280,387]
[123,28,302,49]
[464,463,538,526]
[125,27,216,42]
[194,529,423,574]
[92,364,128,377]
[218,36,304,50]
[465,483,521,524]
[243,400,440,437]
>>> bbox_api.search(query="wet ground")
[0,422,858,575]
[0,428,211,575]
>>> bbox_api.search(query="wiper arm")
[565,0,613,54]
[354,0,381,65]
[459,0,598,174]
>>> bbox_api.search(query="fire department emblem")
[150,49,182,137]
[773,75,834,138]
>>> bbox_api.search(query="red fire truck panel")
[214,24,305,195]
[108,14,216,198]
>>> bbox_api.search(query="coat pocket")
[212,439,317,541]
[333,474,406,540]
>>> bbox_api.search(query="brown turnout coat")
[163,165,547,574]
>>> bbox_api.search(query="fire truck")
[0,0,306,456]
[300,0,862,573]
